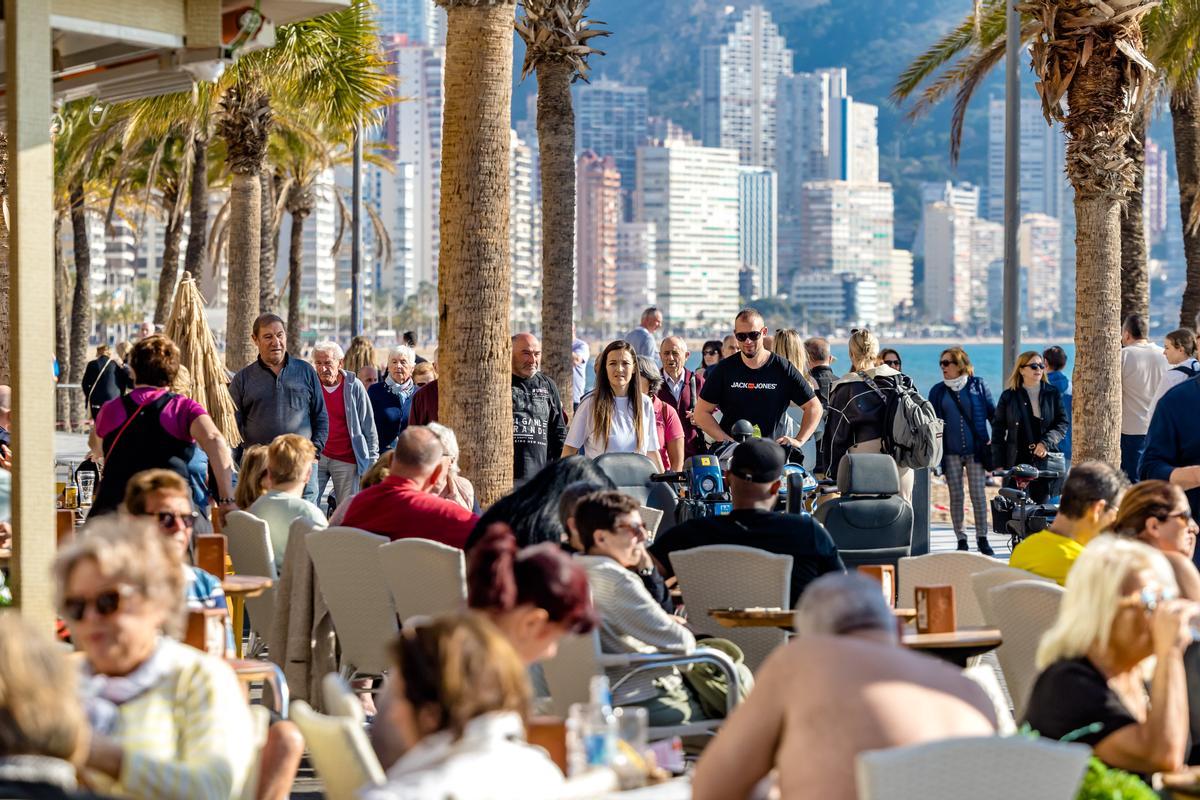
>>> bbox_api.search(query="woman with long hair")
[773,329,818,466]
[992,350,1068,503]
[697,339,724,381]
[928,347,996,554]
[563,340,660,465]
[1113,480,1200,600]
[343,335,377,376]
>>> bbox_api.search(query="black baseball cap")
[729,439,786,483]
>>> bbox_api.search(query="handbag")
[1044,450,1067,495]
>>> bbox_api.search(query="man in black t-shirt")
[649,439,844,605]
[694,308,822,447]
[511,333,568,483]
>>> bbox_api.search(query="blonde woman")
[343,335,377,376]
[1024,535,1195,775]
[821,329,913,498]
[774,329,817,466]
[991,350,1068,503]
[234,443,270,510]
[563,340,660,468]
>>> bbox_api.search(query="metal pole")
[1002,0,1021,378]
[350,121,363,338]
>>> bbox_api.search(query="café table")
[707,607,918,630]
[901,627,1003,667]
[227,657,289,717]
[599,777,691,799]
[221,575,273,658]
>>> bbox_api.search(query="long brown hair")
[1006,350,1048,391]
[591,340,644,452]
[1112,480,1187,540]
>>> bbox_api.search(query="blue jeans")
[1120,434,1146,484]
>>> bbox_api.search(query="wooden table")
[902,627,1003,667]
[227,657,288,717]
[221,575,273,658]
[708,607,917,630]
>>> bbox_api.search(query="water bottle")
[566,675,618,776]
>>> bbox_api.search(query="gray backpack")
[858,372,944,470]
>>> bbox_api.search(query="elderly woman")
[362,614,564,799]
[1113,480,1200,600]
[426,422,477,513]
[90,335,235,521]
[1024,535,1196,775]
[56,517,255,800]
[367,345,417,450]
[0,615,109,799]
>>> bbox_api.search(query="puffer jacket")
[822,365,908,477]
[928,377,995,466]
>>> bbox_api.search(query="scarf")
[943,375,969,393]
[0,756,78,791]
[80,637,185,735]
[384,374,415,402]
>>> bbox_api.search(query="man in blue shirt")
[1141,376,1200,567]
[624,307,663,366]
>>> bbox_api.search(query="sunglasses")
[1154,509,1194,523]
[703,349,721,356]
[1122,585,1179,613]
[149,511,199,530]
[1023,363,1046,371]
[61,585,136,622]
[939,360,956,368]
[884,359,901,368]
[614,521,649,538]
[734,331,762,342]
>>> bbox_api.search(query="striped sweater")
[87,642,254,800]
[577,555,695,705]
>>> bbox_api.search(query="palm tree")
[0,133,8,384]
[1121,106,1150,322]
[434,0,518,504]
[516,0,608,407]
[895,0,1159,464]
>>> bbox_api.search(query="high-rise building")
[791,272,881,328]
[616,221,657,325]
[796,180,894,322]
[889,249,914,314]
[363,161,416,304]
[1019,213,1062,324]
[775,68,879,282]
[379,35,444,290]
[574,78,648,206]
[924,202,976,326]
[635,141,741,326]
[274,168,340,334]
[576,151,621,329]
[1166,179,1186,288]
[1145,136,1170,244]
[375,0,445,45]
[986,97,1068,222]
[970,218,1005,326]
[700,4,793,167]
[510,130,540,332]
[738,167,778,298]
[647,116,699,147]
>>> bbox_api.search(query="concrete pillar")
[6,0,57,628]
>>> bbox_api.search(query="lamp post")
[1002,0,1021,377]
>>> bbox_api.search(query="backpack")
[858,371,944,470]
[1173,362,1200,379]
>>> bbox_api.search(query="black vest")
[89,393,195,518]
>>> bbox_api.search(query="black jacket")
[81,355,132,411]
[822,367,909,478]
[991,382,1068,469]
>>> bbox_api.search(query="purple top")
[95,387,207,442]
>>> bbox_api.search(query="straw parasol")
[164,276,242,447]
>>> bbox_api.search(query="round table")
[221,575,273,658]
[707,607,918,630]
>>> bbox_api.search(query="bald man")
[658,337,706,458]
[512,333,568,484]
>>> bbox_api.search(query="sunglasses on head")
[61,585,135,622]
[734,331,762,342]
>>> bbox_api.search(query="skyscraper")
[1145,136,1169,245]
[510,130,540,332]
[700,4,793,167]
[923,201,1001,327]
[574,78,648,205]
[576,151,621,329]
[375,0,445,45]
[616,222,657,325]
[986,97,1067,222]
[363,161,416,304]
[379,35,444,290]
[738,167,778,299]
[1019,213,1062,324]
[913,181,980,258]
[276,168,340,324]
[636,141,741,325]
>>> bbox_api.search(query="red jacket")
[340,474,477,548]
[410,380,439,426]
[656,368,705,458]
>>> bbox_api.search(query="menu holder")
[857,564,896,607]
[184,609,228,658]
[914,585,957,634]
[195,534,228,578]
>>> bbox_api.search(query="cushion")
[836,453,901,496]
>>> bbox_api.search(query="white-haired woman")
[367,344,417,449]
[1023,535,1195,775]
[427,422,478,513]
[312,340,380,505]
[822,329,914,499]
[56,516,256,799]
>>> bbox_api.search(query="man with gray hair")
[341,426,478,546]
[367,343,417,449]
[624,307,663,364]
[312,341,379,508]
[694,572,997,800]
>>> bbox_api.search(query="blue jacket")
[330,369,380,474]
[928,377,995,464]
[1141,376,1200,522]
[367,377,414,450]
[1046,369,1072,460]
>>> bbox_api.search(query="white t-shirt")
[1150,358,1200,416]
[1121,341,1169,435]
[566,394,659,456]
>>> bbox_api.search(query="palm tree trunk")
[0,132,9,384]
[154,207,185,325]
[1173,82,1200,332]
[437,0,516,504]
[260,169,277,313]
[68,181,92,431]
[54,215,70,429]
[537,58,577,410]
[286,209,307,355]
[225,172,262,370]
[1120,107,1148,322]
[183,134,208,279]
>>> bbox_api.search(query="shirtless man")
[693,573,997,800]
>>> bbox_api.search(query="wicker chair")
[669,544,793,671]
[897,551,1003,628]
[855,735,1089,799]
[377,537,467,624]
[222,510,279,657]
[988,579,1064,720]
[971,565,1051,623]
[291,700,385,800]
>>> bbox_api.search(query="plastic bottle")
[566,675,618,776]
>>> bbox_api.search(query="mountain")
[514,0,1003,248]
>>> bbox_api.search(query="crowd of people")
[7,305,1200,799]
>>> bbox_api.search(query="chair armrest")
[600,646,741,718]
